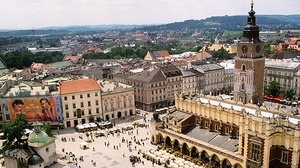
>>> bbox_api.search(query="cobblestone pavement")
[51,111,164,168]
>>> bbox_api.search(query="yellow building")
[151,2,300,168]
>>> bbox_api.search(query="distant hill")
[0,15,299,36]
[137,15,300,31]
[0,24,153,37]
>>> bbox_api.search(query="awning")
[76,125,84,129]
[89,122,97,127]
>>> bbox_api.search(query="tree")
[267,81,280,96]
[42,124,55,137]
[285,89,294,100]
[212,47,230,60]
[0,114,31,154]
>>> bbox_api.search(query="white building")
[99,80,135,123]
[59,78,102,128]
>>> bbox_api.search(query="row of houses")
[0,77,135,128]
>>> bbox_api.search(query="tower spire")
[243,0,260,42]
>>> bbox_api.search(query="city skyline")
[0,0,299,30]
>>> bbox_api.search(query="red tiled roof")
[63,56,78,62]
[59,78,100,94]
[132,34,145,37]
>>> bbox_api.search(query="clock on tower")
[234,0,265,105]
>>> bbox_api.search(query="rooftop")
[99,80,132,92]
[184,126,238,152]
[265,59,300,70]
[59,78,100,94]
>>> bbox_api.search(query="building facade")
[156,63,183,106]
[59,78,102,128]
[127,68,168,111]
[181,69,197,95]
[100,80,135,123]
[191,62,225,95]
[264,59,300,95]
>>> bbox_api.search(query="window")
[88,101,91,107]
[242,83,245,90]
[87,93,90,98]
[281,151,288,164]
[124,101,126,107]
[225,127,229,134]
[242,64,246,71]
[95,100,99,105]
[88,109,92,115]
[73,111,77,117]
[64,96,67,101]
[95,92,98,96]
[205,121,208,128]
[80,94,83,98]
[96,108,99,113]
[65,104,69,110]
[72,95,75,100]
[81,110,85,116]
[81,102,84,107]
[215,124,218,131]
[66,112,69,118]
[73,103,76,108]
[251,143,261,161]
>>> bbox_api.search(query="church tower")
[234,0,265,104]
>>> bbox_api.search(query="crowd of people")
[56,110,157,168]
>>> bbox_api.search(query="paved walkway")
[51,111,164,168]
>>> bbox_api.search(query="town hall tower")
[234,0,265,104]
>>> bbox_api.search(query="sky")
[0,0,299,30]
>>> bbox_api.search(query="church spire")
[243,0,260,42]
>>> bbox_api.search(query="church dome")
[28,154,44,165]
[28,122,49,143]
[28,131,49,143]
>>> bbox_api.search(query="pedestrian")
[93,147,95,151]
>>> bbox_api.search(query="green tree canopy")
[0,114,31,154]
[1,50,64,69]
[266,80,281,96]
[212,47,231,60]
[285,88,294,100]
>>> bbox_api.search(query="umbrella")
[176,160,183,164]
[189,163,195,167]
[170,154,176,159]
[173,164,179,168]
